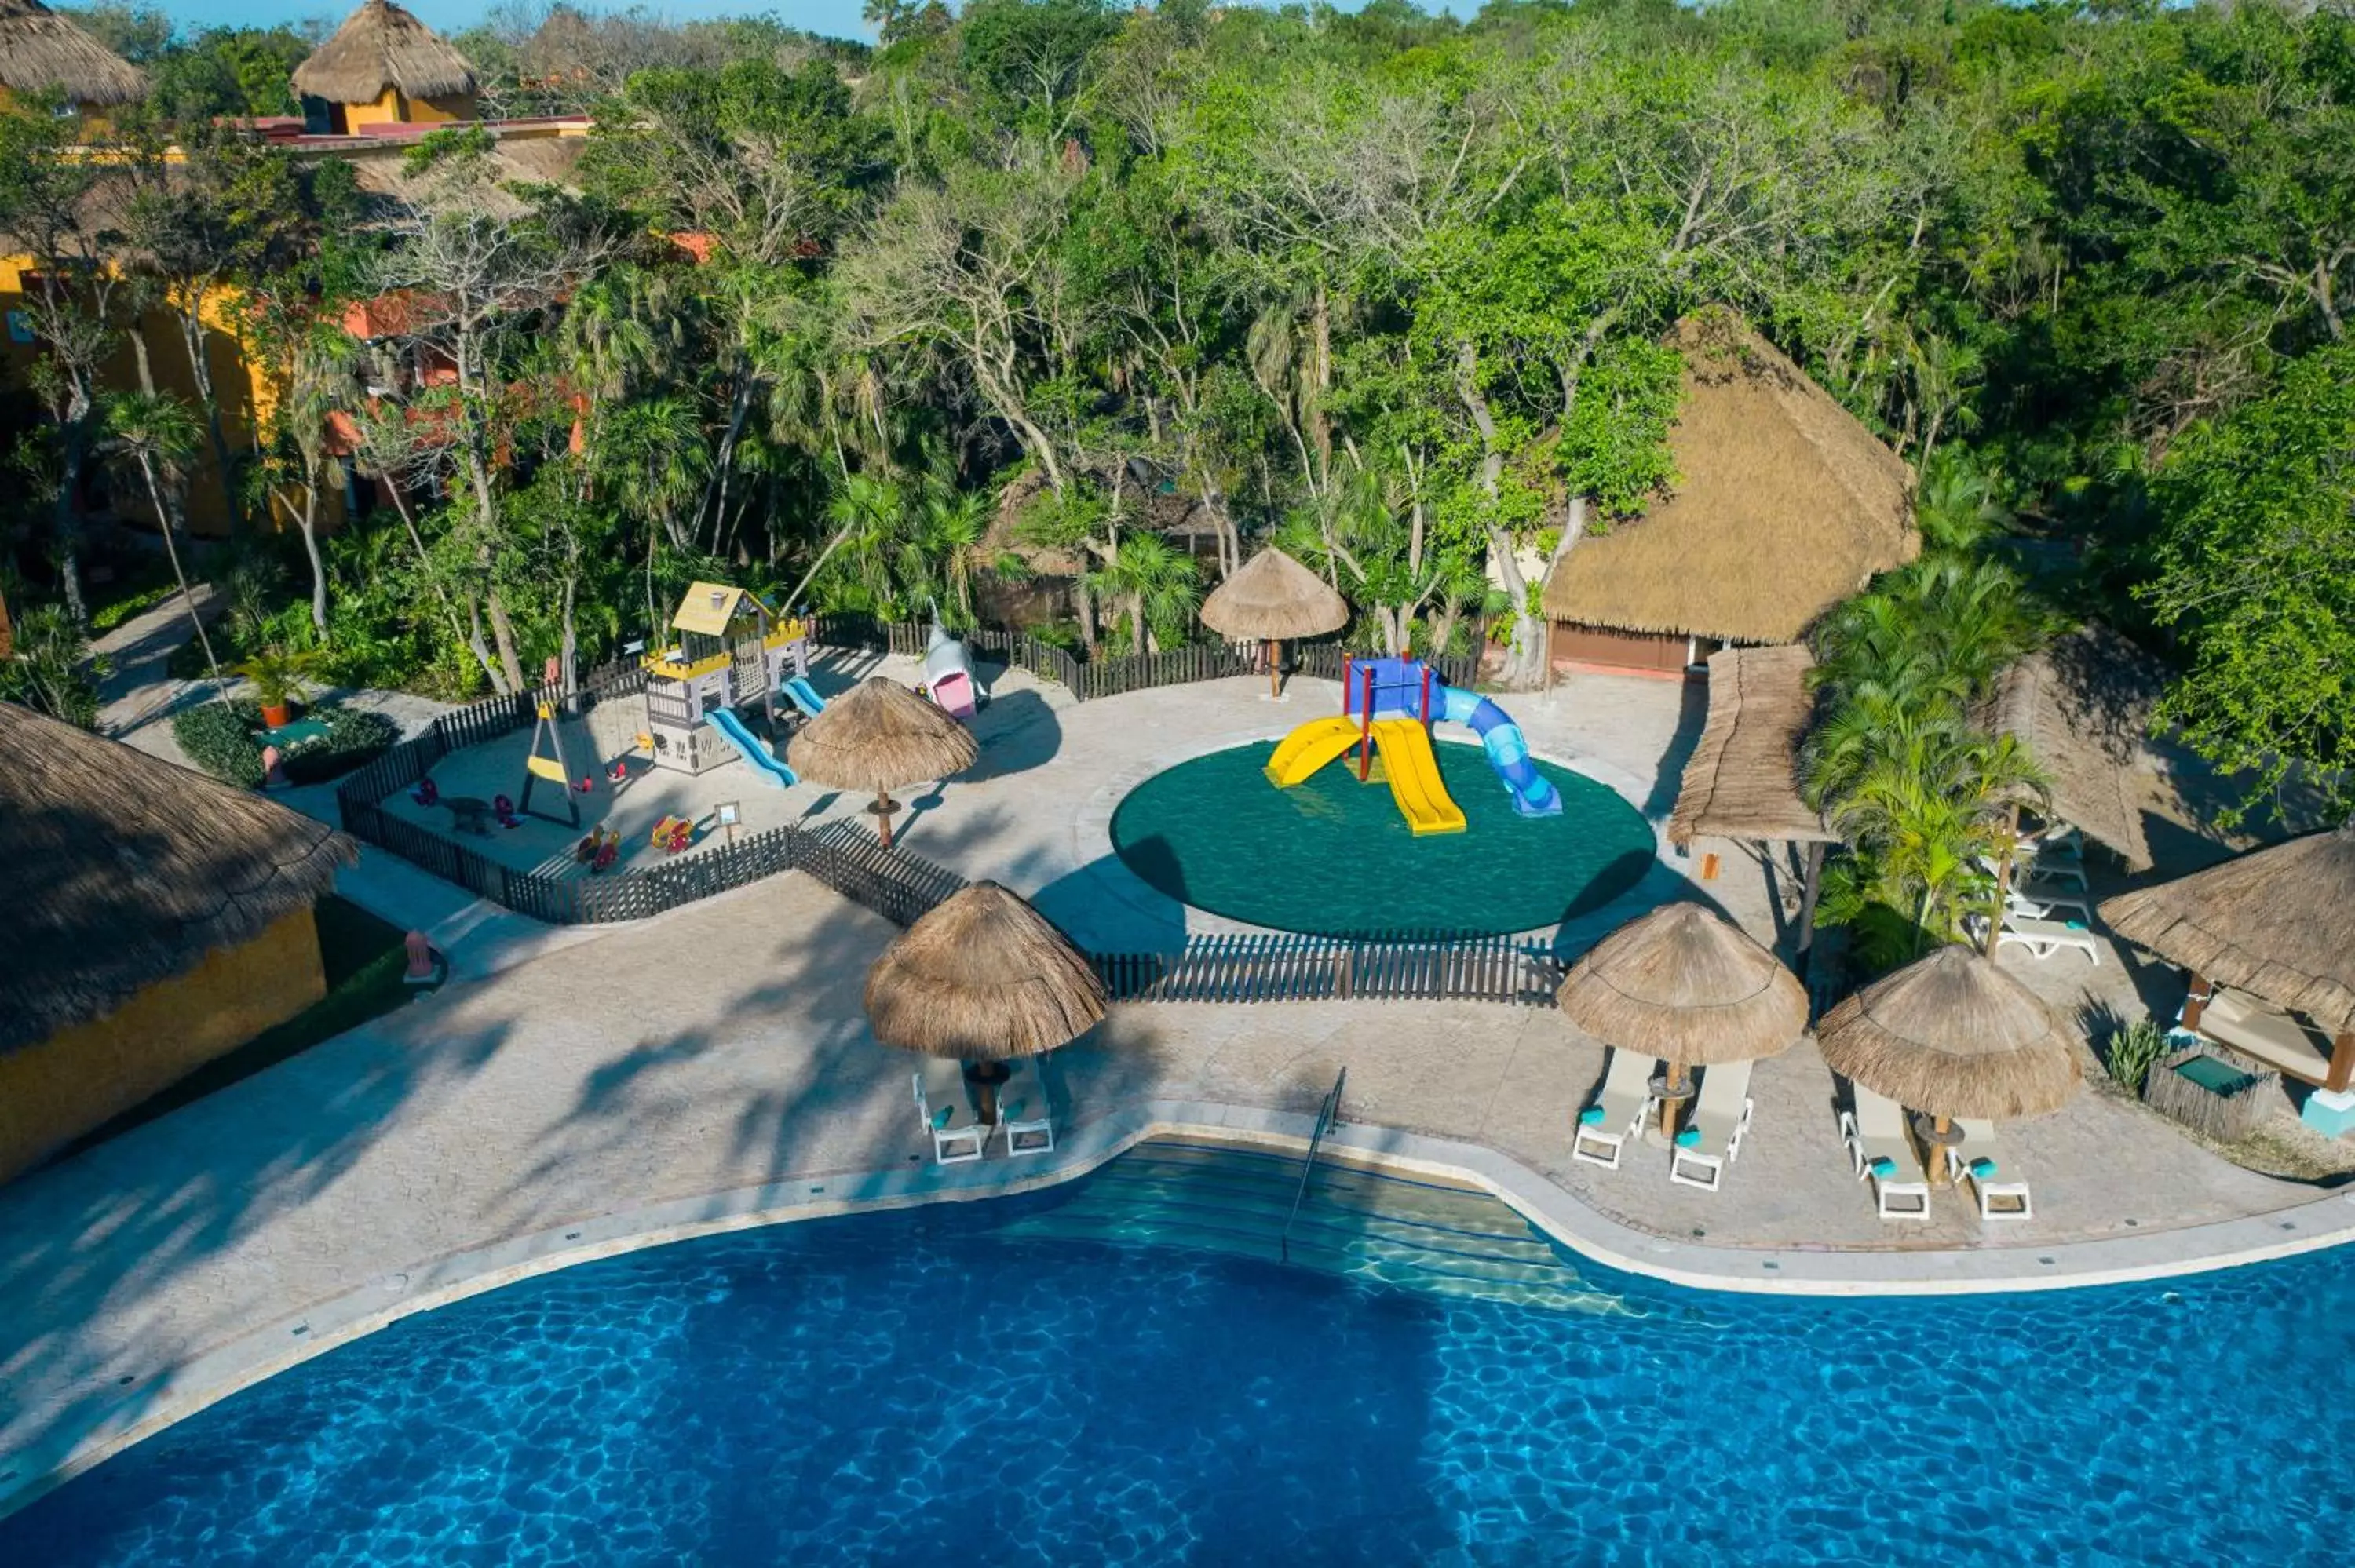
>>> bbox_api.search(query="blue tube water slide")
[1437,684,1562,817]
[706,708,797,788]
[780,677,827,717]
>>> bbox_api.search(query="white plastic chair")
[1668,1059,1754,1192]
[1839,1085,1930,1220]
[1572,1049,1659,1169]
[995,1056,1054,1157]
[914,1059,985,1164]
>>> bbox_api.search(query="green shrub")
[2104,1016,2172,1096]
[89,582,181,632]
[173,701,265,787]
[172,701,398,789]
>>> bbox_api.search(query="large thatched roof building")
[294,0,479,133]
[0,703,356,1181]
[0,0,146,113]
[1542,314,1919,674]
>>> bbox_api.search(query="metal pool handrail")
[1280,1067,1349,1264]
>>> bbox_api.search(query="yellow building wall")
[341,89,407,132]
[407,94,479,125]
[0,906,327,1183]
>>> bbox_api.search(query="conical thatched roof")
[1199,548,1349,642]
[2099,823,2355,1034]
[0,702,357,1055]
[1816,945,2082,1120]
[293,0,477,105]
[0,0,147,107]
[1542,312,1919,644]
[787,676,979,793]
[1557,903,1809,1066]
[864,881,1107,1059]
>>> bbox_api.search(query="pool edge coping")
[5,1096,2352,1525]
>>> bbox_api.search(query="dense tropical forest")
[2,0,2350,862]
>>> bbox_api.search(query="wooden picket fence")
[1094,932,1561,1007]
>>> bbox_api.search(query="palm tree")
[897,487,990,625]
[1828,726,2047,954]
[818,472,908,614]
[1082,533,1203,655]
[100,391,227,693]
[1913,450,2010,556]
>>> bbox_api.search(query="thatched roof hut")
[864,881,1107,1059]
[1667,645,1835,848]
[1982,625,2161,870]
[0,702,357,1054]
[1557,903,1809,1066]
[1816,945,2082,1120]
[1541,313,1919,648]
[293,0,477,106]
[1199,549,1349,642]
[0,0,147,108]
[787,676,978,793]
[2100,822,2355,1035]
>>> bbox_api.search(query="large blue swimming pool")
[5,1153,2353,1566]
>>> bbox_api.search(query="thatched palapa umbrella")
[865,881,1107,1118]
[1557,903,1808,1134]
[1199,548,1349,698]
[2099,822,2355,1092]
[0,0,148,108]
[787,676,978,848]
[293,1,478,109]
[1817,945,2079,1181]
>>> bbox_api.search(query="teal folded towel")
[1674,1126,1701,1148]
[931,1106,953,1130]
[1868,1155,1898,1179]
[1578,1105,1605,1125]
[1970,1156,1999,1179]
[2065,919,2087,931]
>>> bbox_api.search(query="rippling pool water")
[6,1169,2352,1566]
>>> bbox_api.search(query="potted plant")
[239,647,323,730]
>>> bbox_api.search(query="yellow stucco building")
[292,1,481,135]
[0,702,357,1183]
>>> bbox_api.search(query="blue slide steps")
[706,709,796,788]
[780,678,827,717]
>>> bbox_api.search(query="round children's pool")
[1108,739,1656,937]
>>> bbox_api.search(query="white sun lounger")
[1668,1059,1754,1192]
[1572,1049,1659,1169]
[1838,1085,1930,1220]
[1947,1119,2031,1220]
[995,1056,1054,1157]
[1993,914,2101,964]
[2006,886,2095,923]
[914,1058,985,1164]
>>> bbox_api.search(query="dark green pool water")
[1110,739,1656,937]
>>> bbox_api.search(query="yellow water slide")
[1265,715,1364,787]
[1368,720,1467,836]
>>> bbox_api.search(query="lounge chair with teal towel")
[1837,1085,1930,1220]
[1948,1119,2031,1220]
[1668,1059,1754,1193]
[1572,1048,1658,1170]
[996,1056,1054,1157]
[913,1058,985,1165]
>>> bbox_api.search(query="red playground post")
[1356,661,1377,781]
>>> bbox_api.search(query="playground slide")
[1437,684,1562,818]
[1265,715,1364,787]
[1368,720,1468,836]
[706,709,797,788]
[780,677,827,718]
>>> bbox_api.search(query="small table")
[1913,1113,1966,1187]
[1649,1068,1700,1139]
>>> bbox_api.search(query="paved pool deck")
[4,664,2350,1516]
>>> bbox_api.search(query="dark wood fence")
[1094,932,1561,1007]
[805,616,1476,705]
